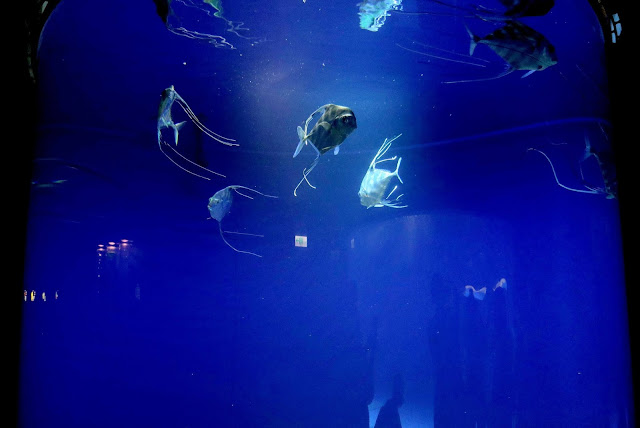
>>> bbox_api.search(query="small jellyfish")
[493,278,508,291]
[157,85,237,180]
[207,185,278,257]
[463,285,487,300]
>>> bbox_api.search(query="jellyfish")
[153,0,264,49]
[528,132,617,199]
[207,185,278,257]
[463,285,487,300]
[157,85,237,180]
[493,278,507,291]
[357,0,403,31]
[358,134,407,208]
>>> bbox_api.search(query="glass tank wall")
[18,0,633,427]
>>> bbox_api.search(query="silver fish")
[445,20,557,83]
[358,134,407,209]
[528,132,617,199]
[157,85,237,180]
[293,104,357,196]
[207,185,278,257]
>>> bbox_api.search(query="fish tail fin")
[464,23,478,56]
[293,126,306,158]
[394,157,404,184]
[172,121,187,145]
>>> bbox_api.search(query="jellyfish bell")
[463,285,487,300]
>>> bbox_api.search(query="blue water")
[19,0,633,427]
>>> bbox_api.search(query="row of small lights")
[24,239,133,301]
[24,290,58,302]
[97,238,132,253]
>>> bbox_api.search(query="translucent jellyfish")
[493,278,507,291]
[357,0,403,32]
[463,285,487,300]
[153,0,264,49]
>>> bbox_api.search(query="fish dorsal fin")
[297,125,306,141]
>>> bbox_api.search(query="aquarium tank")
[14,0,635,426]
